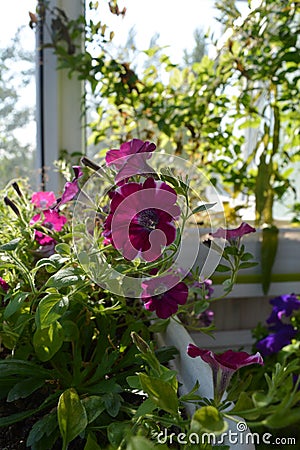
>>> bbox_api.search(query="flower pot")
[157,318,256,449]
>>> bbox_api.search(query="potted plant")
[1,139,300,449]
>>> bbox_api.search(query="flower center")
[43,221,54,230]
[137,209,159,231]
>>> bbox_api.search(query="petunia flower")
[256,324,298,357]
[266,294,300,324]
[141,275,188,319]
[0,277,9,293]
[54,166,83,209]
[31,191,56,209]
[30,210,67,232]
[106,139,156,184]
[187,344,263,403]
[30,209,67,246]
[106,139,156,167]
[210,222,256,243]
[34,231,56,246]
[103,177,180,261]
[197,309,214,327]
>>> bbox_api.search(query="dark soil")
[0,394,86,450]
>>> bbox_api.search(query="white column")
[36,0,85,192]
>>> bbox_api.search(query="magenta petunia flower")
[30,210,67,231]
[103,177,180,261]
[0,277,9,293]
[106,139,156,167]
[210,222,256,241]
[106,139,156,184]
[30,210,67,246]
[187,344,263,403]
[54,166,83,209]
[31,191,56,209]
[34,231,56,246]
[141,275,188,319]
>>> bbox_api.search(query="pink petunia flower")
[141,274,188,319]
[187,344,263,403]
[103,177,180,262]
[30,210,67,232]
[31,191,56,209]
[30,210,67,246]
[0,277,9,293]
[54,166,83,209]
[210,222,256,242]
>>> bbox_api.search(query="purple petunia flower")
[31,191,56,209]
[210,222,256,242]
[0,277,9,293]
[106,139,156,184]
[106,139,156,167]
[141,275,188,319]
[266,294,300,324]
[187,344,263,403]
[256,324,298,357]
[103,177,180,261]
[197,309,214,327]
[54,166,83,209]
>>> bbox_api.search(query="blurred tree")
[183,28,207,66]
[0,29,35,189]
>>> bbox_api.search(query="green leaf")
[263,407,300,429]
[215,264,231,272]
[33,321,64,361]
[84,433,102,450]
[138,373,178,414]
[57,388,88,450]
[55,243,71,256]
[126,375,142,390]
[126,436,162,450]
[7,377,45,402]
[36,294,69,329]
[240,252,255,261]
[0,238,21,251]
[238,261,258,269]
[0,360,51,378]
[61,320,79,342]
[26,411,58,447]
[149,318,170,333]
[261,225,279,294]
[4,292,29,319]
[192,202,216,215]
[0,408,42,428]
[107,422,130,447]
[45,267,84,289]
[102,392,123,417]
[134,397,157,417]
[229,392,259,420]
[81,396,105,424]
[191,406,228,434]
[224,246,238,256]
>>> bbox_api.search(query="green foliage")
[44,0,299,293]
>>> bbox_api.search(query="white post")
[36,0,85,192]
